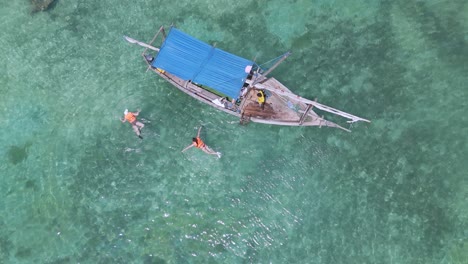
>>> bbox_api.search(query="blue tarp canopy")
[152,28,253,99]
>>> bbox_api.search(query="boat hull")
[152,68,348,130]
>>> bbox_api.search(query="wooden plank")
[243,102,276,119]
[299,104,313,125]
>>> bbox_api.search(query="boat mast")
[250,52,291,87]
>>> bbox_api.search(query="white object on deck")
[212,98,225,107]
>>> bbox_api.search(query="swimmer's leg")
[203,146,221,157]
[136,121,145,130]
[203,145,215,154]
[132,125,142,139]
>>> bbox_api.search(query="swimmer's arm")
[120,117,126,123]
[181,143,195,152]
[133,109,141,116]
[197,126,202,137]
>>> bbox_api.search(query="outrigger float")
[124,26,370,131]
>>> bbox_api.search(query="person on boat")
[181,126,221,158]
[121,109,145,139]
[221,97,238,111]
[256,90,265,109]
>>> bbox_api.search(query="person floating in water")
[256,90,265,110]
[121,109,144,139]
[182,126,221,158]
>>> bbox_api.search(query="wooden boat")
[124,26,370,131]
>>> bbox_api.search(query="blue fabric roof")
[152,28,253,99]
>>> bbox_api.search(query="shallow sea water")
[1,0,467,263]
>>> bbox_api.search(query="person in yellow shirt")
[256,90,265,109]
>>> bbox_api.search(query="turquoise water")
[1,0,467,263]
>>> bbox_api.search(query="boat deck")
[241,87,301,122]
[153,67,346,129]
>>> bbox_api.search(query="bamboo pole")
[145,26,164,52]
[299,104,313,125]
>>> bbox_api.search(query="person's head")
[192,138,197,143]
[124,109,129,115]
[257,93,262,97]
